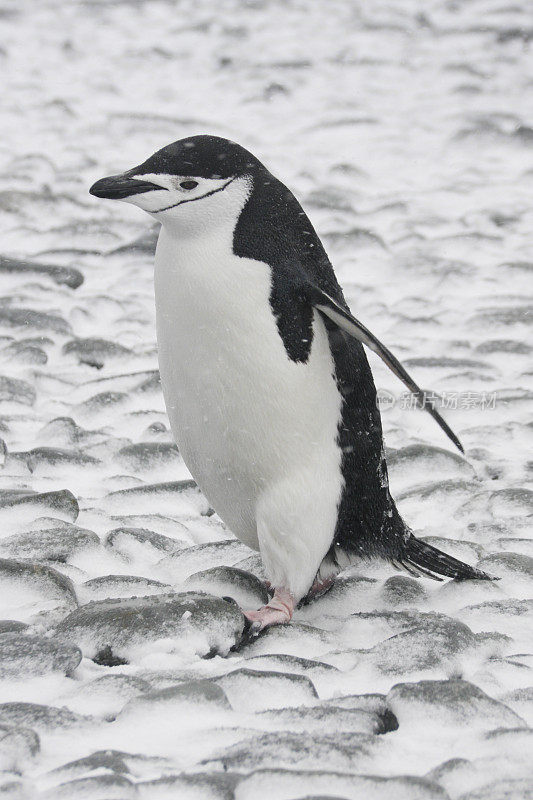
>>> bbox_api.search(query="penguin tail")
[394,536,496,582]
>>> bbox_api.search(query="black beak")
[89,173,167,200]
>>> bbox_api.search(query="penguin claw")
[243,606,292,631]
[243,588,294,631]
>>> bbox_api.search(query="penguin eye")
[179,180,198,190]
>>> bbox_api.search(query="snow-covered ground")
[0,0,532,797]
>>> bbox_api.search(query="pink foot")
[244,588,294,632]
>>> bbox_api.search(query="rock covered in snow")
[387,679,526,732]
[104,525,187,563]
[0,633,81,678]
[159,540,255,584]
[213,667,318,712]
[184,566,269,608]
[0,559,78,621]
[0,703,94,732]
[54,592,246,661]
[0,490,79,528]
[0,722,39,773]
[368,613,475,674]
[79,574,171,602]
[0,525,99,562]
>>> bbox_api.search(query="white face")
[120,173,252,237]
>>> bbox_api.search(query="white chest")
[154,227,343,547]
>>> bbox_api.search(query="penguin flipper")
[311,287,464,454]
[399,536,495,581]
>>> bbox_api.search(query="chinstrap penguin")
[90,135,491,631]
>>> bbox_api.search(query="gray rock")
[0,255,83,288]
[387,444,474,492]
[80,574,171,601]
[2,341,47,365]
[205,731,379,775]
[244,653,339,678]
[388,679,526,731]
[369,614,475,674]
[404,356,491,369]
[114,441,179,471]
[0,376,35,406]
[213,667,317,712]
[75,390,128,416]
[142,420,170,439]
[55,592,245,661]
[37,417,100,447]
[457,599,533,643]
[427,753,533,799]
[184,566,269,608]
[495,538,533,558]
[133,370,161,394]
[475,339,531,354]
[469,306,533,328]
[58,673,152,721]
[0,777,33,799]
[237,770,448,800]
[397,480,479,509]
[0,634,81,678]
[121,679,231,721]
[476,552,533,580]
[323,227,386,250]
[62,337,131,368]
[44,748,168,782]
[39,773,137,799]
[111,226,159,255]
[104,526,186,563]
[0,490,36,505]
[159,540,254,584]
[489,488,533,518]
[0,525,99,562]
[137,772,239,800]
[306,188,354,211]
[233,552,268,582]
[0,703,93,732]
[499,686,533,726]
[0,559,78,616]
[320,694,398,732]
[432,577,503,613]
[103,479,211,517]
[257,704,385,735]
[0,490,79,526]
[0,723,39,772]
[420,536,484,563]
[379,576,427,607]
[301,574,378,618]
[458,779,533,800]
[239,622,336,658]
[0,622,28,634]
[107,514,189,540]
[483,725,533,750]
[24,447,101,473]
[0,308,71,335]
[339,609,434,648]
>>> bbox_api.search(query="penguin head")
[89,135,261,233]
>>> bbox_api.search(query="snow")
[0,0,532,797]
